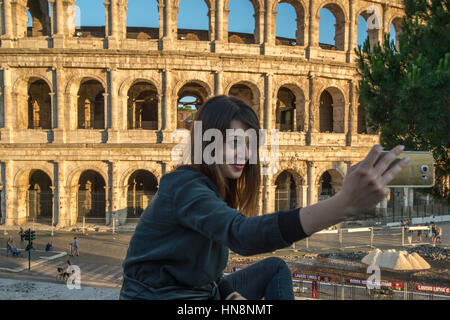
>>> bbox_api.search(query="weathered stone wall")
[0,0,406,227]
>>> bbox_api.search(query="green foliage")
[356,0,450,200]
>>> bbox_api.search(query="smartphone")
[374,151,434,187]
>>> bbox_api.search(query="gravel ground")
[0,278,120,300]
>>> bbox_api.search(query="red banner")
[293,273,331,282]
[346,278,403,288]
[416,285,450,294]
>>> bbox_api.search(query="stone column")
[104,1,110,37]
[262,0,275,53]
[1,66,13,142]
[1,0,13,47]
[103,93,109,130]
[54,160,67,228]
[162,68,174,133]
[306,73,316,135]
[108,68,119,142]
[110,0,119,37]
[4,160,14,226]
[0,183,3,225]
[55,0,64,35]
[257,184,264,216]
[346,0,355,62]
[158,2,164,39]
[49,92,55,129]
[161,0,175,50]
[306,161,316,205]
[214,70,223,95]
[255,9,265,45]
[110,161,123,223]
[305,2,318,58]
[53,66,66,142]
[296,184,308,208]
[104,185,111,225]
[264,73,274,130]
[213,0,224,52]
[265,178,277,214]
[208,3,215,42]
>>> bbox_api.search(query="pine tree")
[356,0,450,200]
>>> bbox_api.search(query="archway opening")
[126,0,159,39]
[127,82,158,130]
[177,83,208,130]
[275,2,301,46]
[77,79,105,129]
[319,5,345,51]
[275,171,297,211]
[27,170,53,224]
[27,79,52,129]
[228,0,256,44]
[26,0,51,37]
[127,170,158,218]
[276,87,296,132]
[77,170,106,222]
[177,0,210,41]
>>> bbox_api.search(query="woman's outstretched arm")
[299,145,410,236]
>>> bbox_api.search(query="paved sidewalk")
[0,248,67,272]
[0,278,119,300]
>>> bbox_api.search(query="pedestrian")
[435,226,442,244]
[73,237,79,256]
[25,241,35,251]
[430,215,435,224]
[417,224,422,242]
[19,227,24,243]
[45,241,54,252]
[431,223,437,245]
[119,95,410,300]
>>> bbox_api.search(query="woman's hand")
[336,144,410,218]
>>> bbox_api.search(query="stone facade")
[0,0,407,227]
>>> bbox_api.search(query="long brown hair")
[181,95,261,217]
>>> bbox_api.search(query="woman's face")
[216,118,251,180]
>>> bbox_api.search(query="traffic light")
[24,230,30,241]
[30,230,36,241]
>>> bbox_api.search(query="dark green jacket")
[120,165,306,300]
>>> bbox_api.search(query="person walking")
[19,227,25,244]
[73,237,79,256]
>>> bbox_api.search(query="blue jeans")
[222,257,294,300]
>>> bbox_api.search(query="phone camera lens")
[421,165,429,173]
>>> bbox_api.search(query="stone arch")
[274,169,302,211]
[172,79,213,101]
[127,80,159,130]
[355,5,382,50]
[13,75,53,130]
[316,1,348,51]
[273,167,304,186]
[125,0,160,39]
[176,0,212,41]
[274,83,306,132]
[66,165,108,189]
[126,169,159,217]
[272,0,306,46]
[389,16,404,50]
[226,80,262,124]
[120,165,161,189]
[174,79,213,129]
[64,74,107,96]
[119,77,160,98]
[315,167,344,199]
[315,85,346,133]
[14,166,54,225]
[225,0,264,44]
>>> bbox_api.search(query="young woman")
[119,95,409,300]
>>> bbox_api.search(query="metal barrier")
[293,279,450,300]
[293,225,436,252]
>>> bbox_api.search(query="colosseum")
[0,0,411,228]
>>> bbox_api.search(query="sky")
[28,0,397,47]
